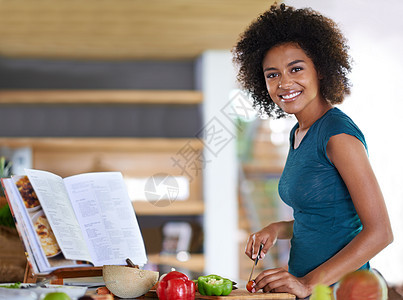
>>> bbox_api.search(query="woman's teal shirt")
[279,107,370,277]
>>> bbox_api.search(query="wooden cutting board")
[144,289,296,299]
[196,289,295,299]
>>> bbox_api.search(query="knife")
[248,243,263,283]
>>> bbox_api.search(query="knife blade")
[247,243,263,283]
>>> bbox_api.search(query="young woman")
[233,4,393,298]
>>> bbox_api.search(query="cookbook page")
[64,172,147,266]
[25,169,92,263]
[2,178,46,273]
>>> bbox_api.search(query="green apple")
[42,292,71,300]
[310,283,332,300]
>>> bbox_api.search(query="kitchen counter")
[85,285,403,300]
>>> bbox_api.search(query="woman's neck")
[295,101,333,130]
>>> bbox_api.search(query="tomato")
[246,280,255,293]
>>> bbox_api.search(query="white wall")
[285,0,403,284]
[196,51,239,279]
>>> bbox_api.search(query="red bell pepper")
[156,271,195,300]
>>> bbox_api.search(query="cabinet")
[0,90,205,273]
[0,137,204,214]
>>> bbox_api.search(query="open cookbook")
[1,169,147,275]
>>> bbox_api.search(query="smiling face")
[262,42,326,117]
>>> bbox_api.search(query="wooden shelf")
[0,90,203,105]
[0,137,202,152]
[133,201,204,216]
[0,137,204,216]
[147,253,204,274]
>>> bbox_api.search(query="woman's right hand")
[245,223,280,261]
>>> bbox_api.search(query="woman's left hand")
[253,268,312,299]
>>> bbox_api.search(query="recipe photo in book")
[2,169,147,274]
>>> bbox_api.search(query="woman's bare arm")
[303,133,393,287]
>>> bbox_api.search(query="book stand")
[24,262,103,284]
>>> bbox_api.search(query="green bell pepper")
[197,275,233,296]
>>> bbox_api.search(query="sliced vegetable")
[0,282,22,289]
[197,275,232,296]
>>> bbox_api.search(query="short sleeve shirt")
[279,107,370,277]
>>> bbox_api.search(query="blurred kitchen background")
[0,0,402,288]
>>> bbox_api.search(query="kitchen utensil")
[248,244,263,283]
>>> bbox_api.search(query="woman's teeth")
[281,91,301,100]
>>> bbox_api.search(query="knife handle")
[255,244,264,265]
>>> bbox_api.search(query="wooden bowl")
[102,265,158,299]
